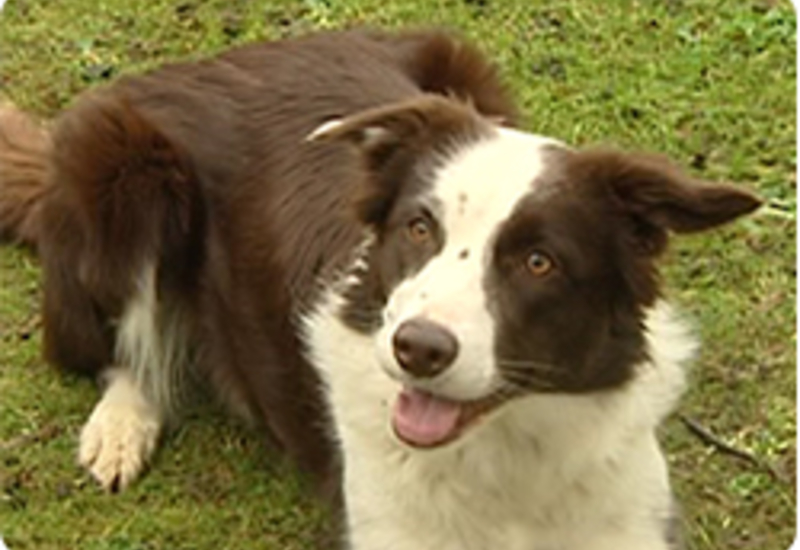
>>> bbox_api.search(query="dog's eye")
[407,218,432,244]
[525,251,554,277]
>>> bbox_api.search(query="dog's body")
[0,29,759,549]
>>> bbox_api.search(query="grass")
[0,0,795,548]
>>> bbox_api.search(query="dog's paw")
[78,371,162,492]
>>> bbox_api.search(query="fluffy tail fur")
[0,102,52,246]
[35,89,206,376]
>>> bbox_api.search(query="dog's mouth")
[391,386,509,448]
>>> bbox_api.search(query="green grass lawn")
[0,0,795,548]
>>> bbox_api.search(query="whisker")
[498,369,557,393]
[496,358,558,374]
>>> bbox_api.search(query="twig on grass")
[16,312,42,340]
[0,423,61,453]
[678,414,787,484]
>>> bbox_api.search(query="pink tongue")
[392,387,462,447]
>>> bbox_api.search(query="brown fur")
[0,103,51,246]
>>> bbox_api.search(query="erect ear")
[572,148,762,255]
[307,95,489,227]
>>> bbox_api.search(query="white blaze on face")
[379,127,566,402]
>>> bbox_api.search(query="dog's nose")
[392,318,459,378]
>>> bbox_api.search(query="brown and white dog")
[0,29,759,549]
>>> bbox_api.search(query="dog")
[0,29,760,549]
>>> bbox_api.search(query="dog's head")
[310,95,760,448]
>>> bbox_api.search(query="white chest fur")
[303,296,693,550]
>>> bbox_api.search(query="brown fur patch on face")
[339,199,446,333]
[490,175,649,393]
[489,147,760,393]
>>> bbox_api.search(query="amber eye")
[525,251,553,277]
[407,218,432,244]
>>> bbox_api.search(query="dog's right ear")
[307,96,489,227]
[307,95,488,169]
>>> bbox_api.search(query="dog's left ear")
[572,149,762,255]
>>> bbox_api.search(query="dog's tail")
[49,90,207,296]
[35,90,207,378]
[0,102,52,246]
